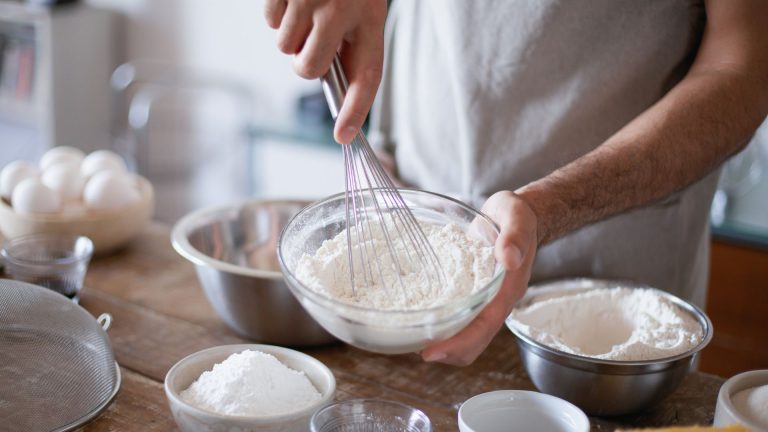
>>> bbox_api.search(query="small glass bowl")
[278,189,505,354]
[310,399,432,432]
[1,233,93,302]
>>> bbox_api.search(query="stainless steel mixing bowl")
[171,200,335,346]
[505,279,713,416]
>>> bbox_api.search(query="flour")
[179,350,321,416]
[508,288,703,361]
[295,219,496,310]
[732,384,768,429]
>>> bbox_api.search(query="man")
[265,0,768,365]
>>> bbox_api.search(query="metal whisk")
[320,55,445,296]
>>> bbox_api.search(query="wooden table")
[69,223,722,431]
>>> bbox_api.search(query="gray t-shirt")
[370,0,715,306]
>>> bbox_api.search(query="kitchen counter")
[68,223,722,431]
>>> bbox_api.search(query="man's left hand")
[421,191,538,366]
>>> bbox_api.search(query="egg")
[41,162,86,200]
[83,172,140,210]
[11,178,62,214]
[40,146,85,171]
[0,161,39,200]
[81,150,127,178]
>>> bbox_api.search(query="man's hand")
[421,191,538,366]
[264,0,387,144]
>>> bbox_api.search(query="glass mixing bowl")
[278,189,505,354]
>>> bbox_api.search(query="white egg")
[41,162,86,200]
[83,172,140,210]
[11,178,62,214]
[0,161,38,200]
[40,146,85,171]
[81,150,127,178]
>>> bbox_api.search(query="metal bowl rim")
[277,188,506,315]
[505,278,714,369]
[171,199,313,280]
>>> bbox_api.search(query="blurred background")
[0,0,766,377]
[0,0,343,223]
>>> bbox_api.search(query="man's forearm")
[516,67,768,245]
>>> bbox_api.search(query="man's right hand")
[264,0,387,144]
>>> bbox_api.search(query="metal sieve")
[0,280,121,432]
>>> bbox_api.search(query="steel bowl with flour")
[172,200,335,346]
[505,279,713,416]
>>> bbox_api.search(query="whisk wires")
[342,131,445,299]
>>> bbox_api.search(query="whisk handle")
[321,54,349,120]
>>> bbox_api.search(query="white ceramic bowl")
[0,176,153,254]
[164,344,336,432]
[714,369,768,430]
[458,390,590,432]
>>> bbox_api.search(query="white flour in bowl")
[295,218,496,310]
[180,350,321,416]
[508,288,703,361]
[732,384,768,429]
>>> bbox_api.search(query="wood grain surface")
[44,223,723,431]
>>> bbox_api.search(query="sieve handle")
[97,313,113,331]
[320,54,349,120]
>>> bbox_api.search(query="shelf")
[0,97,37,125]
[0,2,48,25]
[0,3,115,152]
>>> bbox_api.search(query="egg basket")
[0,176,154,255]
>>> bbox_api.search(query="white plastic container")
[458,390,590,432]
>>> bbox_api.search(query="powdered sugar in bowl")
[164,344,335,432]
[278,189,505,354]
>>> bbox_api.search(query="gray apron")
[370,0,715,307]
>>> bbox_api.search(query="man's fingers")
[420,191,537,366]
[333,36,384,144]
[421,263,530,366]
[294,19,347,79]
[421,292,507,366]
[483,192,537,271]
[276,3,312,54]
[264,0,287,29]
[422,304,503,366]
[266,1,387,142]
[496,218,533,271]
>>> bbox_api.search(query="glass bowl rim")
[310,398,432,431]
[277,188,506,315]
[1,233,94,267]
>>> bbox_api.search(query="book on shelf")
[0,33,36,104]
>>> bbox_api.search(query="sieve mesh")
[0,280,119,432]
